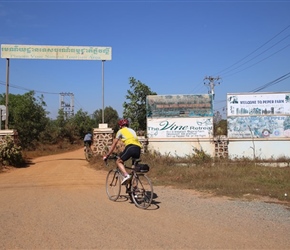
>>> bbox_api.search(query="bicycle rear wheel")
[131,174,153,209]
[84,145,93,162]
[106,169,121,201]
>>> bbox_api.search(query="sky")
[0,0,290,119]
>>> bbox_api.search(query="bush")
[0,136,25,167]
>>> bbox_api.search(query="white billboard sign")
[228,116,290,138]
[227,92,290,139]
[1,44,112,61]
[147,117,213,139]
[227,93,290,116]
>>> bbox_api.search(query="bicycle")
[104,154,153,209]
[84,142,93,162]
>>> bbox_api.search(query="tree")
[39,109,95,145]
[93,106,119,132]
[213,111,227,136]
[123,77,157,131]
[71,109,95,138]
[0,91,49,149]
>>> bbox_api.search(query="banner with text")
[228,116,290,138]
[147,117,213,139]
[1,44,112,61]
[227,93,290,116]
[147,94,213,118]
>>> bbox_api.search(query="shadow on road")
[21,157,87,169]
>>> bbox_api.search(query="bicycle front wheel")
[131,174,153,209]
[106,169,121,201]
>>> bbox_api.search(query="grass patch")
[91,150,290,204]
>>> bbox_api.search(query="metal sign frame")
[1,44,112,129]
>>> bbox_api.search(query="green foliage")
[0,91,49,149]
[51,109,93,144]
[214,119,227,136]
[93,106,119,132]
[0,136,25,167]
[213,111,227,136]
[0,89,120,148]
[71,109,95,138]
[188,147,212,164]
[123,77,157,131]
[39,119,60,145]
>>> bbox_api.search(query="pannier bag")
[135,164,150,173]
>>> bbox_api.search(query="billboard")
[227,93,290,116]
[1,44,112,61]
[147,117,213,139]
[146,94,214,139]
[146,94,213,118]
[227,92,290,138]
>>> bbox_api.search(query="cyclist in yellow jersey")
[103,119,142,185]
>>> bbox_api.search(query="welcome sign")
[227,92,290,138]
[227,92,290,116]
[1,44,112,61]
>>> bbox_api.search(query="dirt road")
[0,148,290,249]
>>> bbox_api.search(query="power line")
[222,43,290,78]
[193,25,290,95]
[215,71,290,114]
[0,80,59,95]
[250,71,290,92]
[214,24,290,76]
[222,38,290,78]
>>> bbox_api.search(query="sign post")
[1,44,112,128]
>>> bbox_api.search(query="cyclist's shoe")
[121,174,132,185]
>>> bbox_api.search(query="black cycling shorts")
[120,144,141,164]
[84,140,92,146]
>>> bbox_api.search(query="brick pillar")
[0,130,18,144]
[92,126,114,156]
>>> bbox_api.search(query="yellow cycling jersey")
[116,127,142,148]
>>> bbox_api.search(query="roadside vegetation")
[89,148,290,205]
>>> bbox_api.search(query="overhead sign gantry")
[1,44,112,128]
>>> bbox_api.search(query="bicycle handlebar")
[103,154,118,166]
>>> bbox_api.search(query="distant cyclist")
[103,119,142,185]
[83,131,93,151]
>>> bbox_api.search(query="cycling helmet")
[118,118,129,127]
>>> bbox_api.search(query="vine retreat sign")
[147,118,213,138]
[1,44,112,61]
[146,94,214,139]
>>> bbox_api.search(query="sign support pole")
[102,60,105,123]
[5,58,9,130]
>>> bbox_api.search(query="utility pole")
[59,92,75,118]
[204,76,221,118]
[204,76,221,100]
